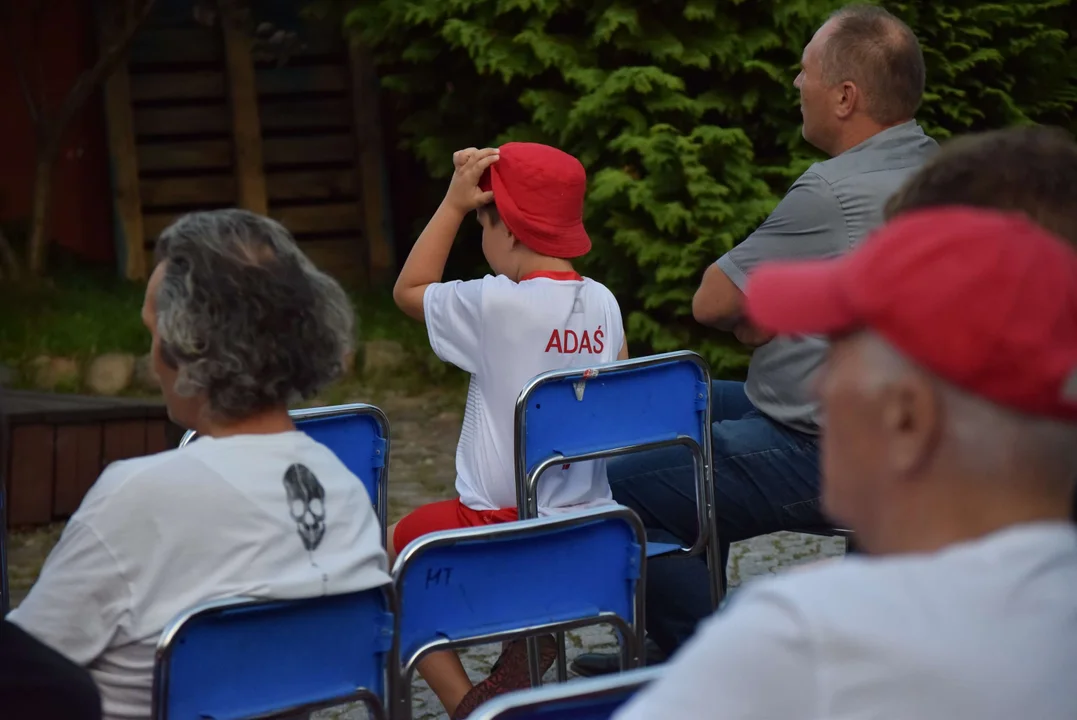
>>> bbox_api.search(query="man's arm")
[692,172,844,336]
[693,263,745,331]
[393,147,499,321]
[612,585,816,719]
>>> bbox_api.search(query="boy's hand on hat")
[446,147,499,214]
[453,147,479,170]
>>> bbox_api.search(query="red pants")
[393,498,518,554]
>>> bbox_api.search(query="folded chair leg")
[621,632,635,671]
[555,631,568,682]
[526,636,543,687]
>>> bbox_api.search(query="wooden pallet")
[1,390,184,528]
[100,0,393,286]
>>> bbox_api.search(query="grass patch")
[0,268,149,363]
[0,269,467,394]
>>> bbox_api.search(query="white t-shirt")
[424,271,625,513]
[614,522,1077,720]
[7,432,390,720]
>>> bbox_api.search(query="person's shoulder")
[735,556,915,617]
[785,166,840,204]
[80,446,195,506]
[580,276,618,299]
[427,275,498,298]
[792,163,842,195]
[810,126,940,184]
[448,273,516,303]
[75,443,235,526]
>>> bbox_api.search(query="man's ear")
[835,81,858,119]
[158,340,181,370]
[882,375,942,478]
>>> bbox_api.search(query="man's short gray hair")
[154,209,355,421]
[860,334,1077,481]
[821,4,926,125]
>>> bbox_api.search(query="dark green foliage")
[342,0,1077,376]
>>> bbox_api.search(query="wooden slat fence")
[99,0,393,285]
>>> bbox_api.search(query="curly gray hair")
[154,209,355,421]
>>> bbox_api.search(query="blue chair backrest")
[179,403,390,545]
[153,587,395,720]
[514,351,710,514]
[513,352,721,607]
[469,666,663,720]
[392,507,646,715]
[289,405,389,520]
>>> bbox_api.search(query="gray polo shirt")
[716,121,938,434]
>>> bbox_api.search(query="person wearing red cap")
[392,143,628,717]
[880,124,1077,522]
[613,207,1077,720]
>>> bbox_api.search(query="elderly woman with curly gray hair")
[8,210,391,720]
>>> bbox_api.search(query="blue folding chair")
[152,586,395,720]
[391,506,647,720]
[469,666,663,720]
[514,350,720,608]
[180,403,390,546]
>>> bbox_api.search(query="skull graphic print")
[282,463,326,551]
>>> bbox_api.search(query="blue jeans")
[608,380,822,655]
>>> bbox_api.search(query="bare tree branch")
[26,0,158,274]
[44,0,158,156]
[32,0,48,129]
[0,226,20,281]
[0,1,40,123]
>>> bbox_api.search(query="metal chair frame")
[391,507,647,720]
[468,665,664,720]
[179,403,390,547]
[152,587,396,720]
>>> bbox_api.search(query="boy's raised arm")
[393,147,500,321]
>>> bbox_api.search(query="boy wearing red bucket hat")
[392,142,627,717]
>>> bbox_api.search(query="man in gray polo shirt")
[574,3,938,674]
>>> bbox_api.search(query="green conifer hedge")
[343,0,1077,375]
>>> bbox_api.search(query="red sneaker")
[451,635,558,719]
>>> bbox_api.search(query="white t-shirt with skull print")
[7,431,390,720]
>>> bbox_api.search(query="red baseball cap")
[745,207,1077,421]
[479,142,592,258]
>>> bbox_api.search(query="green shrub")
[341,0,1077,377]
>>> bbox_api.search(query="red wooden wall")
[0,0,115,264]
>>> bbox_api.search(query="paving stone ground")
[7,384,847,720]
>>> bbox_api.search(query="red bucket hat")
[479,142,591,259]
[744,207,1077,421]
